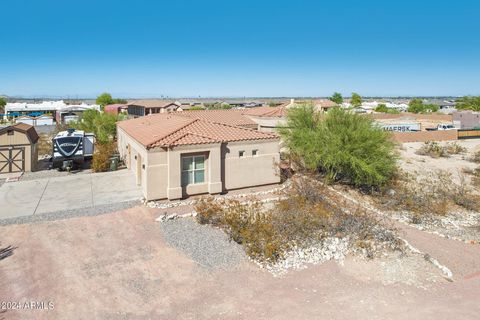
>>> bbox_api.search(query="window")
[7,129,14,136]
[239,150,245,157]
[252,149,258,156]
[181,155,205,186]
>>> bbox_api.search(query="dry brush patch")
[415,141,467,158]
[378,170,479,222]
[195,177,404,269]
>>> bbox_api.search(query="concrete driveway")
[0,169,142,219]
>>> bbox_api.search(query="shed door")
[0,147,25,173]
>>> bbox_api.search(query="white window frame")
[181,155,205,186]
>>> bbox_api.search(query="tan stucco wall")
[0,130,36,172]
[117,126,280,201]
[223,140,280,190]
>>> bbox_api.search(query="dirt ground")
[399,139,480,184]
[1,206,480,320]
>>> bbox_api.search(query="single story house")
[127,100,182,117]
[117,112,280,200]
[0,123,39,173]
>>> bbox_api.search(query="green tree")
[278,105,398,189]
[71,109,123,144]
[375,103,388,113]
[96,93,114,107]
[408,99,439,113]
[112,98,128,104]
[0,97,6,113]
[330,92,343,105]
[374,104,400,114]
[351,92,362,107]
[456,96,480,111]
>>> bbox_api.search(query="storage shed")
[0,123,39,173]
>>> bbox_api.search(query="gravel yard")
[159,218,246,269]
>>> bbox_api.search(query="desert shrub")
[278,105,398,190]
[37,133,53,157]
[196,177,401,263]
[470,151,480,163]
[92,142,117,172]
[416,141,449,158]
[416,141,467,158]
[380,170,479,221]
[472,168,480,187]
[444,142,467,155]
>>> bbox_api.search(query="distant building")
[104,104,128,115]
[4,100,100,123]
[127,100,181,117]
[453,111,480,129]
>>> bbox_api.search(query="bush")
[91,142,117,172]
[195,177,402,263]
[470,150,480,163]
[416,141,449,158]
[278,105,398,190]
[445,142,467,155]
[380,170,479,221]
[416,141,467,158]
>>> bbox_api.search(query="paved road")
[0,169,142,219]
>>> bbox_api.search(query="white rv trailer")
[52,129,95,169]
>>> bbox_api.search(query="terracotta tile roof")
[117,114,196,148]
[127,99,180,109]
[117,113,278,149]
[313,99,337,108]
[242,106,287,118]
[177,109,258,127]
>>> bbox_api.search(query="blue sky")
[1,0,479,98]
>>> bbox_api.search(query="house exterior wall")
[117,126,280,200]
[223,140,280,190]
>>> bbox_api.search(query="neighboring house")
[104,104,128,115]
[127,100,181,117]
[313,99,337,112]
[117,112,280,201]
[0,123,39,173]
[453,111,480,129]
[242,106,288,132]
